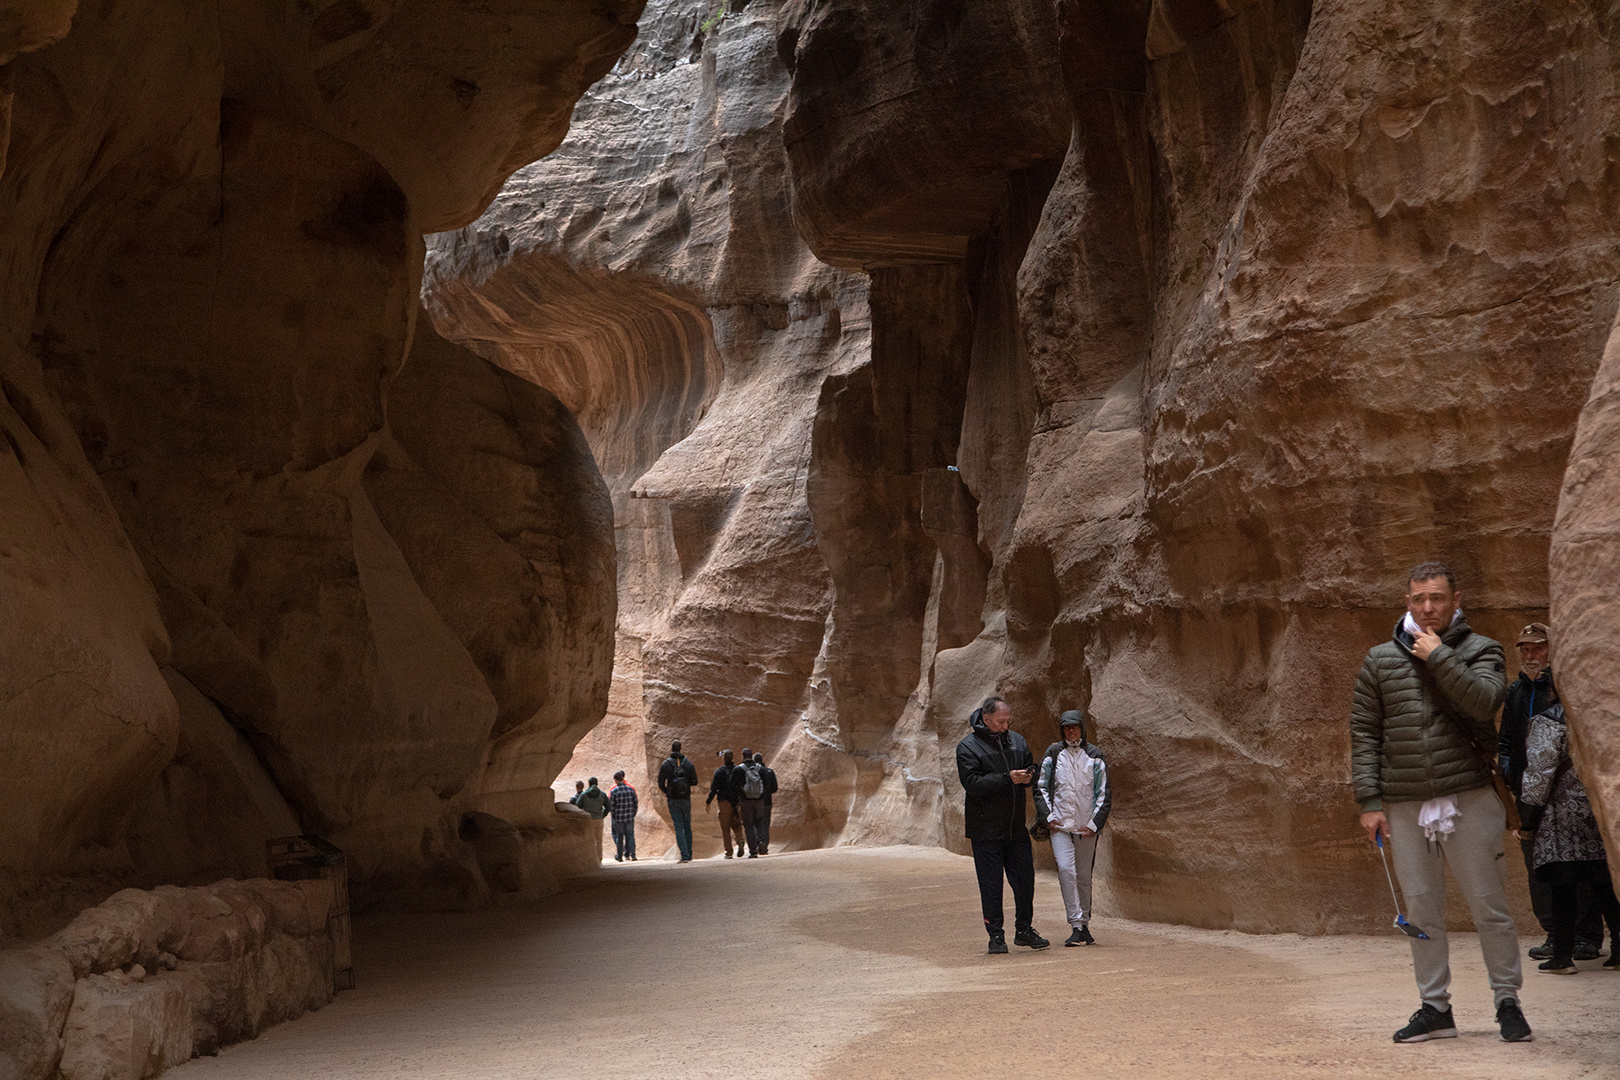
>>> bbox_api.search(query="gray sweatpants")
[1051,830,1099,928]
[1387,785,1522,1009]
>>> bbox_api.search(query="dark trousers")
[717,800,745,855]
[1522,836,1602,941]
[740,798,767,855]
[1550,865,1620,961]
[612,818,635,859]
[761,799,772,852]
[668,798,693,860]
[970,834,1035,936]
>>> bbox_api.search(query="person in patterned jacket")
[608,771,639,863]
[1520,701,1620,973]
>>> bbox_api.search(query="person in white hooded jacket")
[1035,709,1111,946]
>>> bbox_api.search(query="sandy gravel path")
[171,847,1618,1079]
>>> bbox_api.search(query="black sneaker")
[1603,951,1619,970]
[1393,1004,1456,1043]
[988,934,1009,955]
[1013,928,1050,950]
[736,846,745,858]
[1497,999,1533,1042]
[1538,957,1578,975]
[1574,940,1601,961]
[1065,927,1085,947]
[1528,937,1555,961]
[614,855,622,862]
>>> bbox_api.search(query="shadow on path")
[170,848,1619,1080]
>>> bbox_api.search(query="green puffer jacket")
[1350,615,1506,811]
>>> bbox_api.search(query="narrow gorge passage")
[171,849,1615,1080]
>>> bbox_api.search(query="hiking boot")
[1528,937,1555,961]
[1392,1004,1456,1043]
[1573,940,1601,961]
[1497,999,1533,1042]
[1537,957,1578,975]
[1013,928,1050,950]
[987,933,1009,955]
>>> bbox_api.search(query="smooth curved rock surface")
[427,0,878,855]
[1,0,632,935]
[434,0,1620,929]
[1551,310,1620,878]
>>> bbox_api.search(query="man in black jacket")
[956,695,1049,954]
[755,752,779,854]
[657,741,699,862]
[1499,622,1602,960]
[706,750,746,859]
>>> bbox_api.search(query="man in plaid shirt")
[609,770,639,862]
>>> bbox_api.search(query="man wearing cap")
[1500,622,1603,960]
[1351,561,1528,1043]
[1035,710,1111,945]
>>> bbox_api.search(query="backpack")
[666,757,692,799]
[741,762,764,800]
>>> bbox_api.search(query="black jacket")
[658,755,698,799]
[956,707,1036,841]
[1498,669,1556,797]
[707,764,738,805]
[761,766,778,808]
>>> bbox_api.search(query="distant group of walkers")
[1351,561,1619,1046]
[651,741,777,862]
[567,742,779,864]
[568,773,640,862]
[704,747,778,859]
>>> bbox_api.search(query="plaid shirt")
[609,783,639,825]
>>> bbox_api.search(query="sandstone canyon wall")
[7,0,1620,953]
[432,0,1620,931]
[0,0,636,941]
[786,0,1620,931]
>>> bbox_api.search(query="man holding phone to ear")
[957,695,1049,954]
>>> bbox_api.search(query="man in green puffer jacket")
[1350,561,1529,1045]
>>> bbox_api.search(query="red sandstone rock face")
[429,0,1620,926]
[1552,317,1620,879]
[1,0,632,934]
[425,0,875,855]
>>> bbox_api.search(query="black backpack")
[666,757,692,799]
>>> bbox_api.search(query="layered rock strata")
[0,877,338,1080]
[435,0,1620,927]
[425,0,873,855]
[1,0,635,934]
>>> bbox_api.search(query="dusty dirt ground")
[172,847,1618,1080]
